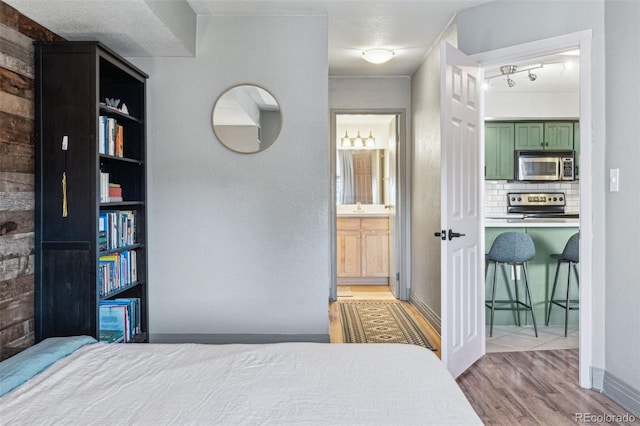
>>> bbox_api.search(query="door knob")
[434,230,446,241]
[448,229,466,240]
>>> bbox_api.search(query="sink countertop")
[337,204,390,217]
[337,211,390,217]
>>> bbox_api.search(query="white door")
[439,42,484,378]
[387,115,398,297]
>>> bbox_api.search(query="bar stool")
[485,232,537,337]
[546,232,580,337]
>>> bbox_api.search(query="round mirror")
[212,84,282,154]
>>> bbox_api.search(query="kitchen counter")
[485,217,579,228]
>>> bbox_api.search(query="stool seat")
[546,232,580,336]
[485,232,538,338]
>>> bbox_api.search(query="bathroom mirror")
[212,84,282,154]
[336,114,396,206]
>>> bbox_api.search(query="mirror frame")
[211,83,283,154]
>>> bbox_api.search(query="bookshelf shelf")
[35,41,148,344]
[99,104,142,123]
[100,281,145,299]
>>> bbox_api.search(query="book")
[99,303,127,343]
[116,124,124,157]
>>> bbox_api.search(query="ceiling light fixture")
[527,71,537,81]
[362,48,394,64]
[507,77,516,88]
[341,130,375,148]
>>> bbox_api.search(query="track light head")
[507,77,516,88]
[528,71,537,81]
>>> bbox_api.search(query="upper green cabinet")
[514,123,544,149]
[544,122,574,149]
[485,122,515,180]
[515,122,574,150]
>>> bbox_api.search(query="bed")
[0,337,482,425]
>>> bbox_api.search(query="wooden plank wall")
[0,1,64,359]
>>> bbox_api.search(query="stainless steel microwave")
[515,150,575,181]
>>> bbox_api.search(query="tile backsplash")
[484,180,580,216]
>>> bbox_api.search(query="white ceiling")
[5,0,491,76]
[5,0,578,90]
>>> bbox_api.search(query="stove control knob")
[511,197,516,202]
[517,197,522,202]
[559,197,564,202]
[553,197,558,202]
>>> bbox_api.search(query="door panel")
[440,42,484,378]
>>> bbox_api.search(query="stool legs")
[546,260,579,337]
[486,261,537,337]
[521,263,537,337]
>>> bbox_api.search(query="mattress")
[0,339,481,425]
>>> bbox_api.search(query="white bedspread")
[0,342,481,425]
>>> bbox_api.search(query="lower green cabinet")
[485,227,580,327]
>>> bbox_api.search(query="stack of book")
[99,116,124,157]
[99,249,138,296]
[99,172,125,203]
[99,210,135,250]
[99,298,141,343]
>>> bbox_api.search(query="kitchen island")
[485,218,579,328]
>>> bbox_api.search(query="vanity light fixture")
[341,130,376,148]
[362,48,394,64]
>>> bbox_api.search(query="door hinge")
[396,272,400,282]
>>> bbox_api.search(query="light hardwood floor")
[330,286,638,425]
[330,285,441,357]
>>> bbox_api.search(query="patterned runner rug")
[338,302,435,350]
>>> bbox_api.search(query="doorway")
[483,50,581,353]
[329,110,408,301]
[466,30,593,387]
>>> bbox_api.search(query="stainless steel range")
[507,192,577,218]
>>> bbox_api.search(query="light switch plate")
[609,168,620,192]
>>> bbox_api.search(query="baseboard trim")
[591,366,605,391]
[409,293,441,334]
[150,333,331,344]
[603,370,640,417]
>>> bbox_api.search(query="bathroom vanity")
[337,210,389,285]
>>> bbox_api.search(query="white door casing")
[387,115,398,296]
[440,42,485,378]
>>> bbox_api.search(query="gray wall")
[129,14,329,341]
[409,21,458,332]
[604,0,640,405]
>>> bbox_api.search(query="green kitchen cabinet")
[485,227,580,328]
[515,121,576,151]
[544,122,574,149]
[574,122,580,178]
[485,122,515,180]
[515,122,544,150]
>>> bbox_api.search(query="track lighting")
[486,63,547,88]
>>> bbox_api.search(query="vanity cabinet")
[337,217,389,284]
[485,122,515,180]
